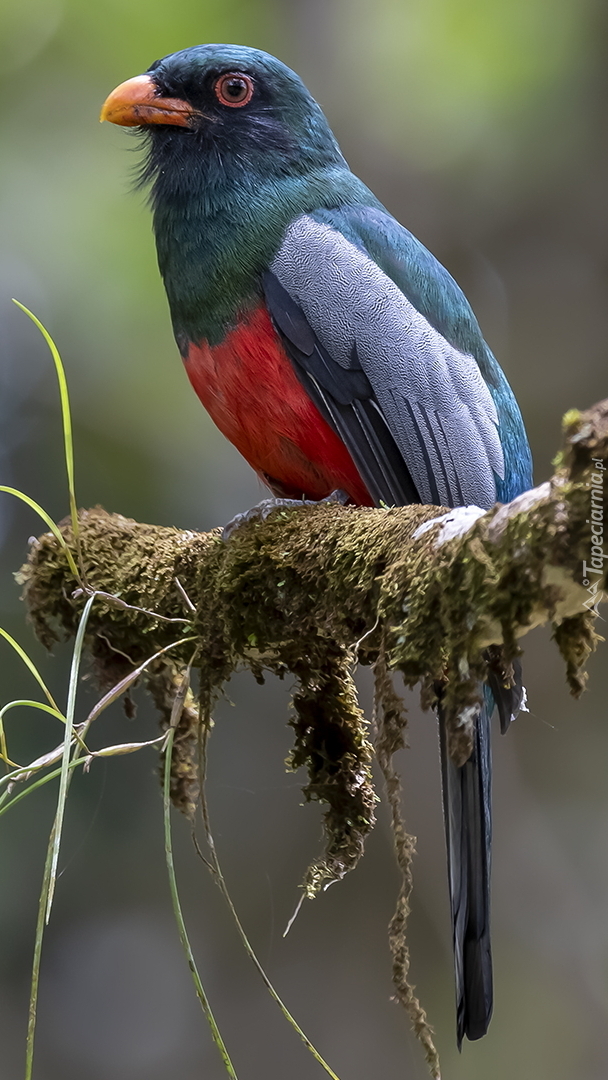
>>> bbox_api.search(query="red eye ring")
[214,72,254,108]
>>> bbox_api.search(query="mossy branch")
[15,399,607,1077]
[19,397,606,719]
[17,396,606,820]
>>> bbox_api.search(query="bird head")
[101,44,345,198]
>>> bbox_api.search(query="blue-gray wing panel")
[270,215,504,510]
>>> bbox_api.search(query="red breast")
[183,303,372,505]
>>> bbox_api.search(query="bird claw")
[222,489,349,541]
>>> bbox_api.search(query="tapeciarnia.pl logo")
[581,458,606,618]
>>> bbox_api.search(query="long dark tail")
[439,692,493,1048]
[439,659,525,1047]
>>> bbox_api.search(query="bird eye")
[214,72,254,108]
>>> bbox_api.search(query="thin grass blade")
[25,821,56,1080]
[0,628,60,711]
[12,301,79,545]
[45,593,95,923]
[0,487,79,580]
[0,700,68,767]
[0,700,67,727]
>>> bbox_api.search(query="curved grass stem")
[0,488,79,581]
[45,593,95,923]
[0,628,60,712]
[19,622,198,1078]
[25,824,55,1080]
[12,301,79,549]
[164,675,239,1080]
[197,721,343,1080]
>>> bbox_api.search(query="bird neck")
[151,163,372,347]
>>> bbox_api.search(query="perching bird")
[101,44,533,1046]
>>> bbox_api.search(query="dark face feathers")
[137,44,346,200]
[105,44,366,344]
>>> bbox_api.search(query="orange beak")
[100,74,198,128]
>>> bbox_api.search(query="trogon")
[101,43,533,1046]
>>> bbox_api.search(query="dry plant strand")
[373,639,441,1079]
[193,701,344,1079]
[162,664,240,1080]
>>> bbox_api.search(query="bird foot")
[222,489,349,541]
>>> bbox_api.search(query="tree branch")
[19,398,606,718]
[15,399,607,1076]
[15,393,605,864]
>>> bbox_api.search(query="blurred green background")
[1,1,607,1077]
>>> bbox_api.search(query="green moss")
[16,400,608,1075]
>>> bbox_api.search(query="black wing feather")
[263,271,420,506]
